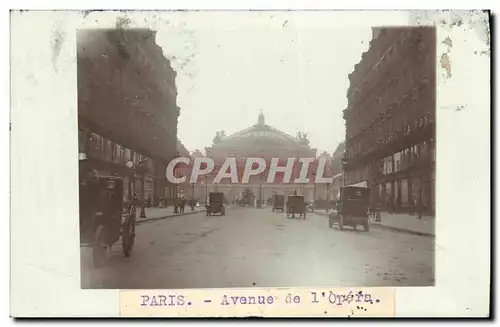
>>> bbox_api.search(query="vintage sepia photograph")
[8,7,491,318]
[77,13,437,290]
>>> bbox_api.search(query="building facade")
[175,139,195,199]
[329,142,345,199]
[342,27,436,214]
[204,112,319,203]
[78,28,179,205]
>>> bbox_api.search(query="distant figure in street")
[180,197,186,213]
[418,191,423,219]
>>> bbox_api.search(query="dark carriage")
[272,194,285,212]
[286,195,306,219]
[185,196,197,211]
[79,175,136,267]
[206,192,226,216]
[328,186,370,232]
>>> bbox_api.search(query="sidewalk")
[134,206,206,225]
[80,206,206,273]
[371,212,434,237]
[315,210,435,237]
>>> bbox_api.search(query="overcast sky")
[150,11,411,155]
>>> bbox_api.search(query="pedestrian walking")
[180,196,186,213]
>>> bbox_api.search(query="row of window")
[346,70,432,141]
[345,110,434,161]
[78,129,154,173]
[344,168,368,185]
[378,140,435,175]
[375,176,433,208]
[95,33,177,122]
[346,30,434,140]
[348,29,425,103]
[344,139,435,184]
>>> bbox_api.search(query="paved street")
[81,206,434,289]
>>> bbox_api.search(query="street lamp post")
[125,160,134,200]
[312,171,317,202]
[125,160,137,221]
[173,171,179,214]
[205,175,208,204]
[173,152,180,213]
[136,160,148,219]
[258,183,263,208]
[140,175,146,218]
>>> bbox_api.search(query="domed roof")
[212,112,308,149]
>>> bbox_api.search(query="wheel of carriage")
[122,215,136,257]
[92,225,107,267]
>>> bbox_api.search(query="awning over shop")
[346,180,368,188]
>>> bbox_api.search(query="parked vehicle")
[206,192,226,216]
[79,175,136,267]
[328,186,370,232]
[272,194,285,212]
[286,195,306,219]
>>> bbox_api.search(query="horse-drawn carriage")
[206,192,226,216]
[328,186,370,232]
[79,174,136,267]
[286,195,307,219]
[272,194,285,212]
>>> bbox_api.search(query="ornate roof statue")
[212,130,226,144]
[258,110,265,125]
[296,131,310,146]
